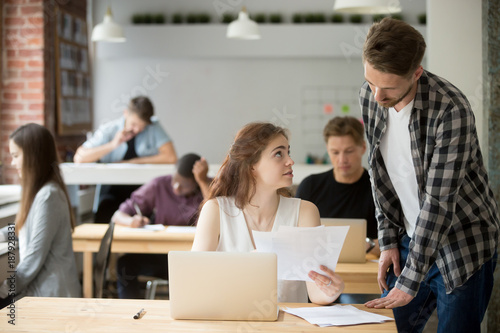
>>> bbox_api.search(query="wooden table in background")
[72,223,379,298]
[72,223,195,298]
[0,297,396,332]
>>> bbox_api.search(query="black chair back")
[93,222,115,298]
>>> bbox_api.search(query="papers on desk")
[121,224,165,232]
[253,225,349,281]
[0,242,8,256]
[165,226,197,233]
[283,305,394,327]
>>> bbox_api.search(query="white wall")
[427,0,485,155]
[90,0,426,164]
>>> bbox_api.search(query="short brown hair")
[363,17,426,77]
[207,122,290,209]
[323,116,364,146]
[128,96,154,123]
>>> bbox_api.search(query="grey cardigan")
[0,182,81,298]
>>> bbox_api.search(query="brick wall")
[0,0,87,184]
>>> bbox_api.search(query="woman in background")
[192,122,344,305]
[0,123,80,307]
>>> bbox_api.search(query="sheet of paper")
[121,224,165,232]
[165,226,197,233]
[282,305,394,326]
[0,242,9,256]
[253,226,349,281]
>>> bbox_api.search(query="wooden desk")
[73,223,195,298]
[61,162,332,185]
[0,185,21,227]
[73,223,379,298]
[0,297,396,332]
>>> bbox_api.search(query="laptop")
[168,251,278,321]
[320,218,367,263]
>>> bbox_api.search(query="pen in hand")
[133,203,146,227]
[133,308,146,319]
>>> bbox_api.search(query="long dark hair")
[205,122,291,210]
[10,123,75,234]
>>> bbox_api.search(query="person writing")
[192,122,344,305]
[0,123,81,308]
[296,116,379,255]
[112,153,211,299]
[360,18,499,332]
[73,96,178,223]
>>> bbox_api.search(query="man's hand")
[365,287,414,309]
[193,157,209,185]
[111,129,135,148]
[378,247,401,292]
[130,215,150,228]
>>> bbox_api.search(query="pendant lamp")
[91,6,126,42]
[226,7,261,40]
[333,0,402,14]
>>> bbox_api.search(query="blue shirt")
[82,117,171,163]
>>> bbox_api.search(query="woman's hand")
[308,265,344,298]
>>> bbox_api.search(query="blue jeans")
[383,234,497,333]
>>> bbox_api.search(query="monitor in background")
[320,218,367,263]
[168,251,278,321]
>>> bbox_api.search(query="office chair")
[145,278,169,299]
[94,222,115,298]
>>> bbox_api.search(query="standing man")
[74,96,177,222]
[360,18,499,332]
[295,116,378,254]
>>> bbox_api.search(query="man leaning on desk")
[73,96,178,223]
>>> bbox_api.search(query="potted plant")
[331,13,344,23]
[186,13,198,24]
[132,14,145,24]
[269,13,282,24]
[304,13,316,23]
[198,13,211,24]
[314,13,326,23]
[172,13,183,24]
[391,13,403,21]
[253,13,267,23]
[143,14,153,24]
[221,13,235,24]
[349,14,363,24]
[418,13,426,25]
[292,13,303,23]
[153,14,166,24]
[372,14,386,22]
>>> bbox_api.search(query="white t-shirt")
[379,101,420,237]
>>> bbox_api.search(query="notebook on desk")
[320,218,367,263]
[168,251,278,321]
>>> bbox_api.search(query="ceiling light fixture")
[226,7,261,40]
[91,6,126,42]
[333,0,402,14]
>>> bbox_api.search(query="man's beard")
[377,82,414,108]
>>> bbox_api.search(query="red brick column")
[1,0,45,184]
[1,0,86,184]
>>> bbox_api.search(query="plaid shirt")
[360,70,499,296]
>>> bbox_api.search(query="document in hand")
[283,305,394,327]
[253,226,349,281]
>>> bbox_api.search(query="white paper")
[252,226,349,281]
[165,226,197,233]
[121,224,165,232]
[283,305,394,326]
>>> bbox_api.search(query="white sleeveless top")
[216,195,308,303]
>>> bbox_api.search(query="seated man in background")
[73,96,178,223]
[112,153,211,299]
[296,116,379,255]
